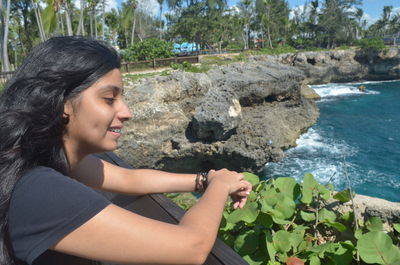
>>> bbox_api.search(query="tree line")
[1,0,400,71]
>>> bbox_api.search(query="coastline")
[119,48,400,217]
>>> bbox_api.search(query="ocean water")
[264,80,400,202]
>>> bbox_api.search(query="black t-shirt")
[8,167,111,265]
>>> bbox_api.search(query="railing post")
[153,59,156,69]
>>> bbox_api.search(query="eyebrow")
[98,85,124,95]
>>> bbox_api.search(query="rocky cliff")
[257,47,400,84]
[117,47,400,173]
[117,61,319,173]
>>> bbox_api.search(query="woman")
[0,36,252,265]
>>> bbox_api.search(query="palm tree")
[41,0,63,36]
[87,0,99,38]
[1,0,11,71]
[238,0,252,49]
[63,0,73,36]
[76,0,86,36]
[129,0,138,45]
[157,0,164,39]
[101,0,107,40]
[31,0,47,41]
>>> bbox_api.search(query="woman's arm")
[73,155,198,195]
[52,169,251,265]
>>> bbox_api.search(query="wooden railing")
[0,71,15,87]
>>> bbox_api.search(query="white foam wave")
[311,84,379,98]
[265,128,358,189]
[346,79,400,85]
[292,128,357,156]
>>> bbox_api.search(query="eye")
[103,97,115,104]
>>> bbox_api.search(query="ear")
[63,101,73,124]
[64,100,73,116]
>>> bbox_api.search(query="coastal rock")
[256,48,400,85]
[300,84,321,100]
[118,62,319,172]
[327,194,400,228]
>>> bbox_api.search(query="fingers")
[231,180,252,209]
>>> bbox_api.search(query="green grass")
[123,70,171,83]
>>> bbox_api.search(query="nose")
[118,99,132,122]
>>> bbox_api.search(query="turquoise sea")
[265,80,400,202]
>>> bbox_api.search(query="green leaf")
[340,241,355,250]
[273,230,292,253]
[274,194,296,219]
[289,231,304,252]
[234,229,260,256]
[341,211,354,223]
[357,231,400,264]
[300,211,316,222]
[301,173,318,204]
[227,201,259,224]
[258,212,273,228]
[272,216,291,225]
[366,216,383,232]
[309,256,320,265]
[333,189,352,203]
[265,231,277,260]
[243,251,266,265]
[327,242,353,265]
[308,243,333,254]
[219,214,236,231]
[318,208,336,223]
[317,184,331,200]
[277,252,288,262]
[260,201,274,214]
[255,181,267,193]
[243,172,260,186]
[326,222,347,232]
[220,232,235,247]
[394,223,400,233]
[354,229,363,239]
[274,177,300,199]
[260,188,278,207]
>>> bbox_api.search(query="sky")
[108,0,400,25]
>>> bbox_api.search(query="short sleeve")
[8,167,111,265]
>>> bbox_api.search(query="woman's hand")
[207,169,252,209]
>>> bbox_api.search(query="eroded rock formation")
[117,61,319,172]
[255,47,400,84]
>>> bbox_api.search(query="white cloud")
[289,4,321,21]
[121,0,160,17]
[362,12,378,27]
[73,0,118,12]
[106,0,118,12]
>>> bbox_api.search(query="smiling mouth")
[108,128,122,133]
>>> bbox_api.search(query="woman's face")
[63,69,132,158]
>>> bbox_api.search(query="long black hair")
[0,36,120,264]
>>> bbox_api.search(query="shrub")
[356,38,385,52]
[219,173,400,265]
[121,38,174,62]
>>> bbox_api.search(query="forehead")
[90,69,123,93]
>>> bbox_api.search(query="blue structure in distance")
[172,42,200,56]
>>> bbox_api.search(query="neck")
[63,139,87,172]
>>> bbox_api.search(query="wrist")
[194,172,208,192]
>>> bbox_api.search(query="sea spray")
[265,80,400,202]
